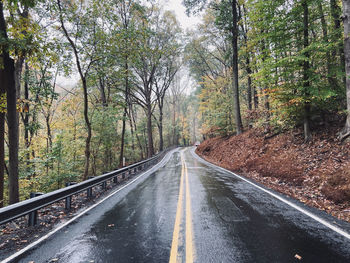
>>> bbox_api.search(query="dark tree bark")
[331,0,346,86]
[171,99,177,146]
[154,62,178,151]
[98,77,107,107]
[0,64,5,207]
[23,63,31,175]
[1,2,19,204]
[246,57,252,111]
[119,107,127,166]
[303,0,312,142]
[155,89,165,152]
[230,0,243,135]
[128,116,135,151]
[146,102,154,157]
[132,64,156,157]
[318,3,337,91]
[253,87,258,109]
[239,4,253,112]
[129,104,144,159]
[253,68,259,109]
[342,0,350,135]
[260,35,270,119]
[82,77,92,180]
[119,58,129,167]
[158,110,164,151]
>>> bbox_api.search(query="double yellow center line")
[169,152,195,263]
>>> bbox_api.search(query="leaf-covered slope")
[196,128,350,222]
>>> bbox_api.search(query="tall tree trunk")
[0,63,5,207]
[24,63,31,175]
[246,56,252,111]
[319,3,337,91]
[156,94,165,151]
[99,77,107,107]
[119,108,127,167]
[253,76,259,109]
[342,0,350,134]
[231,0,243,135]
[1,3,19,204]
[172,101,177,145]
[82,78,91,180]
[128,117,135,151]
[58,0,92,180]
[130,104,143,159]
[46,115,52,151]
[15,58,24,98]
[159,109,164,151]
[303,0,312,142]
[239,4,252,112]
[6,49,19,204]
[331,0,346,86]
[119,58,129,167]
[260,35,270,120]
[146,102,154,157]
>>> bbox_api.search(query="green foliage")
[246,0,345,127]
[184,0,348,136]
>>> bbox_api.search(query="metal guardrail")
[0,149,170,226]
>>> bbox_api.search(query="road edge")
[191,147,350,240]
[1,148,178,263]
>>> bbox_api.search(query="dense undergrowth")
[196,126,350,222]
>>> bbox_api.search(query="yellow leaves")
[287,98,303,107]
[0,93,6,113]
[16,99,30,113]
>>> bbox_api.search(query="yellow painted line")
[169,157,185,263]
[184,158,195,263]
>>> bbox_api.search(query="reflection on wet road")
[11,148,350,262]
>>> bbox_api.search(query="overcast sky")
[57,0,202,89]
[163,0,201,31]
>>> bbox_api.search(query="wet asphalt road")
[6,148,350,263]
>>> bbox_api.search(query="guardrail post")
[87,176,94,198]
[101,181,107,189]
[28,192,44,226]
[113,176,118,184]
[65,182,77,210]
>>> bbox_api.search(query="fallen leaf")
[108,224,114,227]
[295,254,302,260]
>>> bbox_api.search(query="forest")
[0,0,198,206]
[1,0,350,211]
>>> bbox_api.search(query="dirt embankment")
[196,128,350,222]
